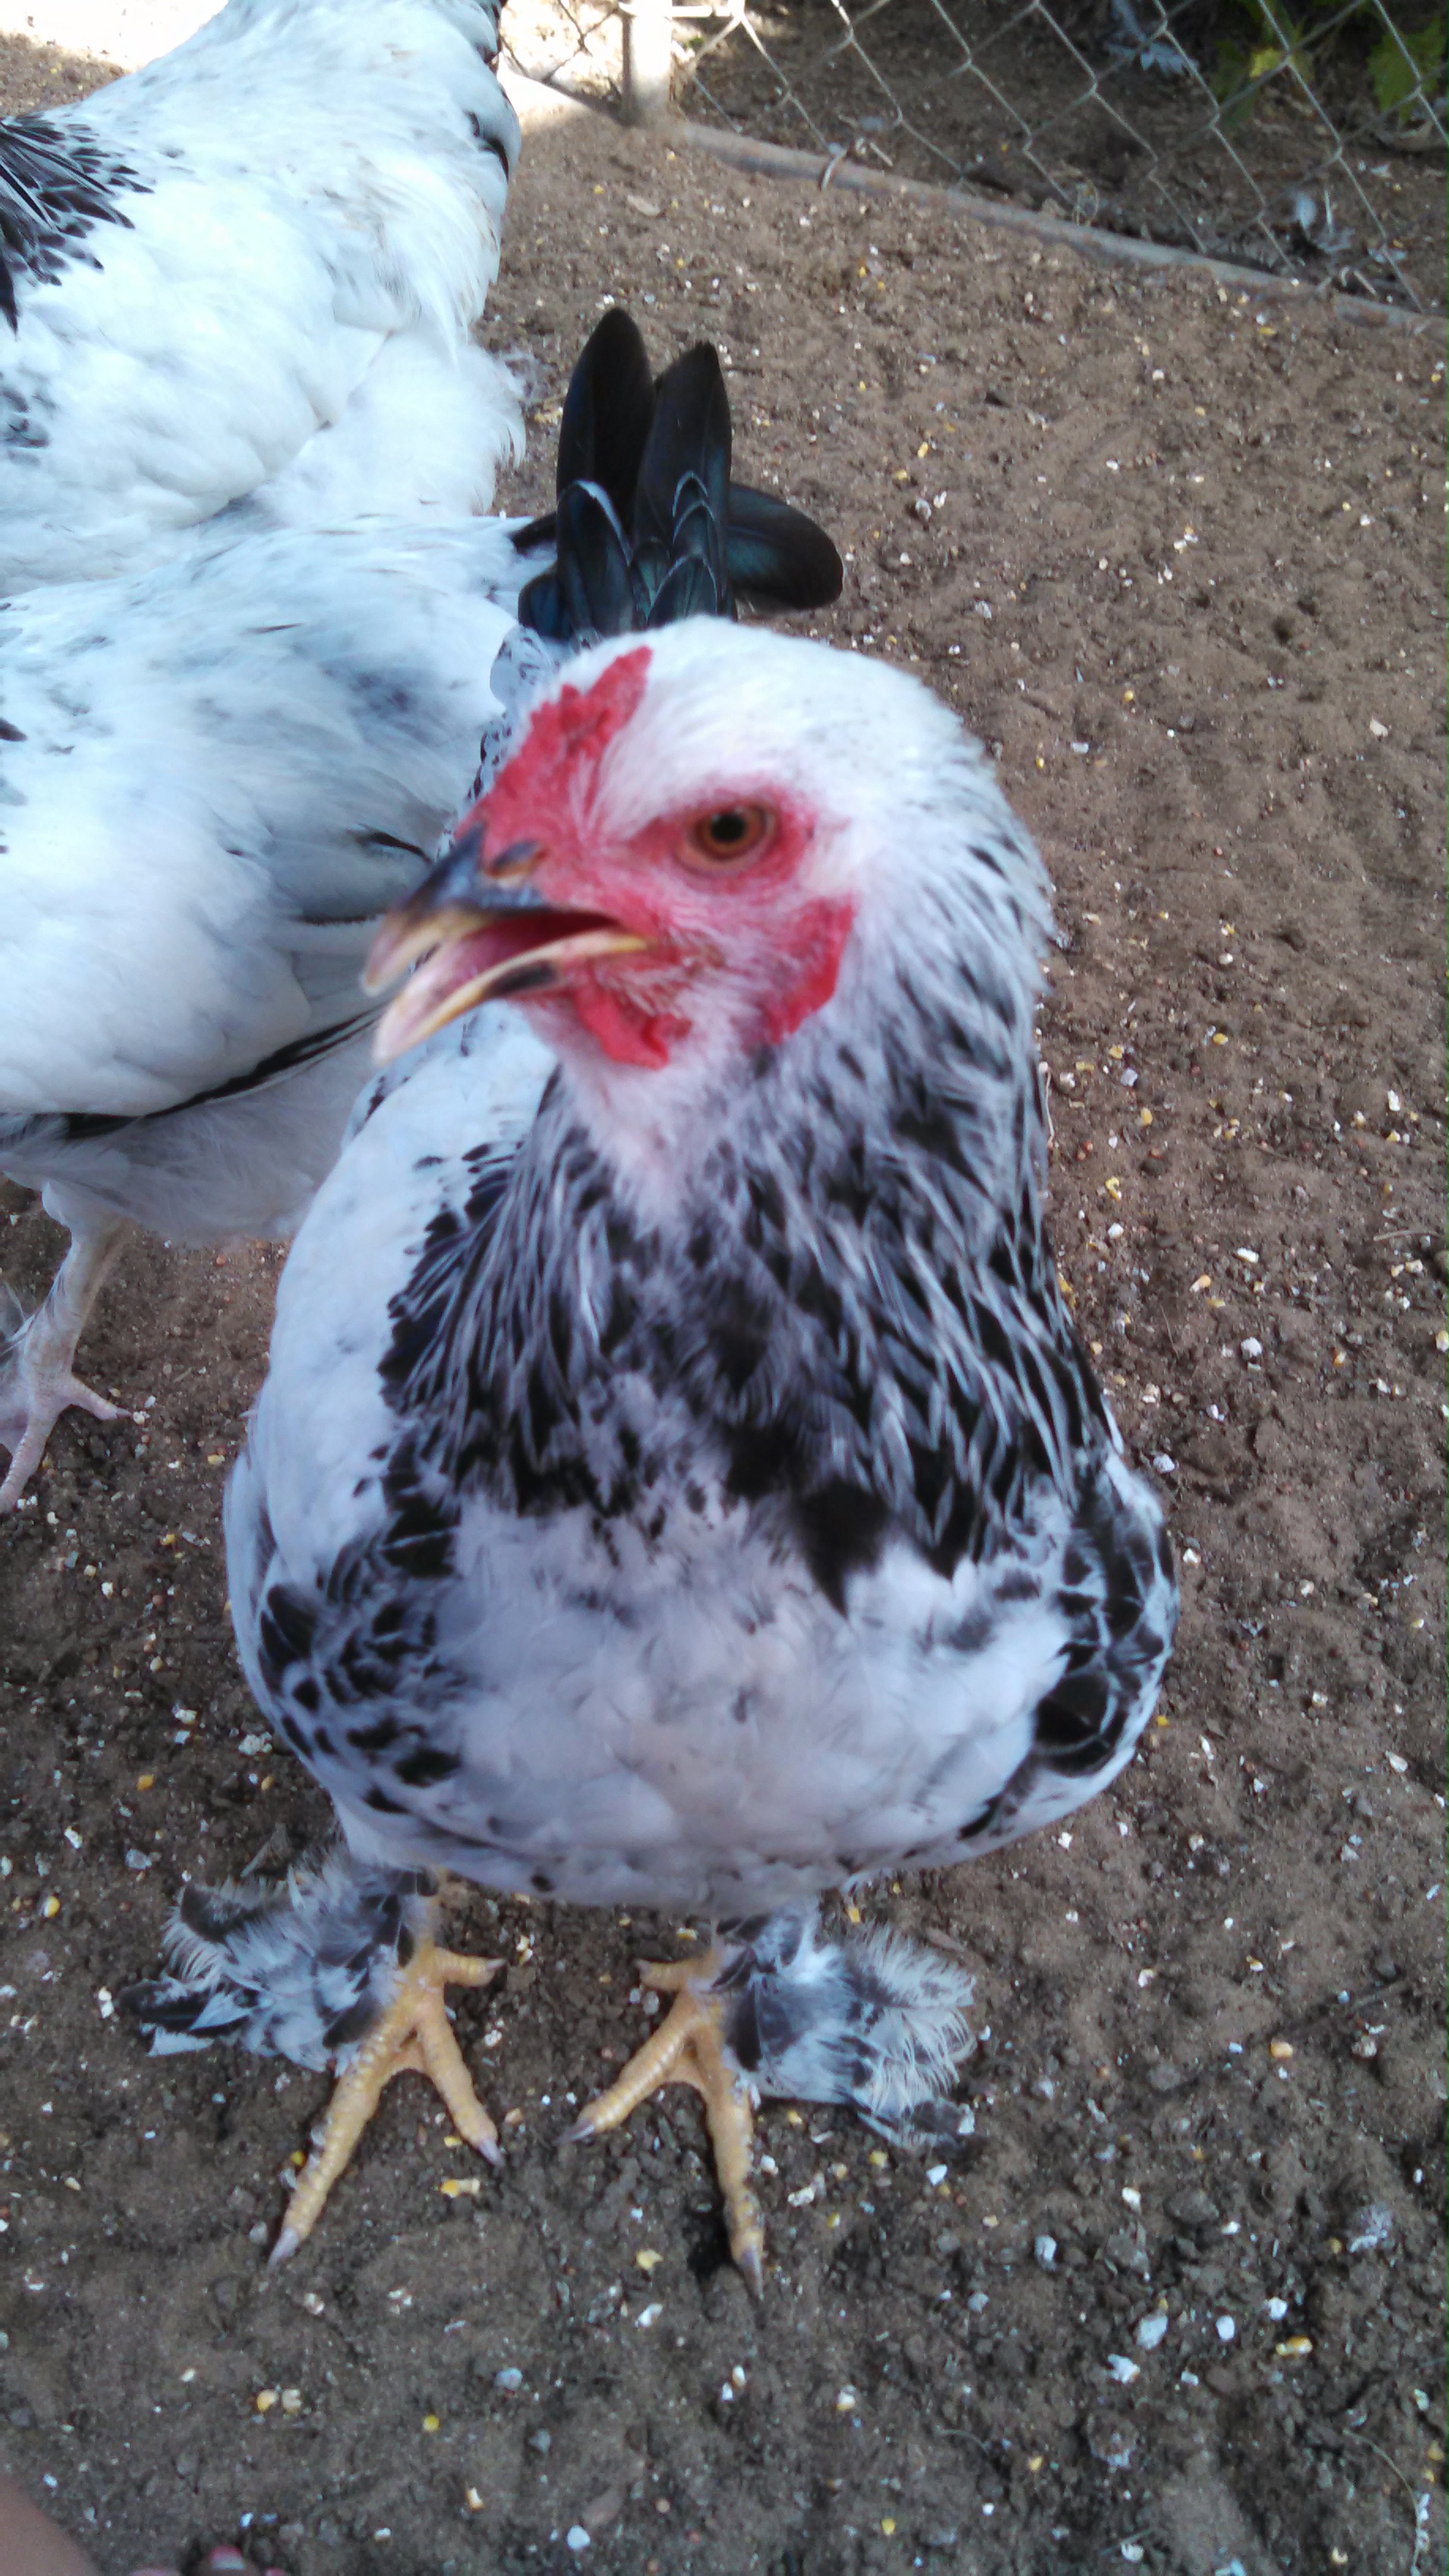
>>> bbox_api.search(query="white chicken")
[126,617,1177,2290]
[0,0,522,585]
[0,312,842,1507]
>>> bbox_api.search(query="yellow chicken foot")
[270,1938,501,2267]
[570,1954,765,2296]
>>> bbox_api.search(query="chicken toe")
[571,1954,765,2294]
[271,1937,501,2266]
[0,1218,127,1511]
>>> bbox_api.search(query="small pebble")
[566,2530,590,2555]
[1106,2355,1140,2383]
[1034,2234,1058,2269]
[1215,2316,1236,2343]
[1136,2313,1169,2350]
[494,2367,522,2392]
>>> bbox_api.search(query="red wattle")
[759,899,856,1046]
[569,981,688,1069]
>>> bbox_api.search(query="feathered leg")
[571,1904,975,2292]
[0,1209,128,1510]
[121,1855,502,2262]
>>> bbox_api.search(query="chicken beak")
[365,833,652,1066]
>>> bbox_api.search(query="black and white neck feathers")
[374,629,1109,1600]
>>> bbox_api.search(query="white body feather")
[0,519,531,1234]
[0,0,520,582]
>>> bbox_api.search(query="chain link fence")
[502,0,1447,309]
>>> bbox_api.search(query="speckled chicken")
[127,563,1174,2288]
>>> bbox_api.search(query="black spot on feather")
[347,1716,402,1755]
[363,1785,407,1815]
[1034,1664,1111,1765]
[996,1567,1039,1603]
[256,1584,317,1690]
[792,1479,890,1613]
[957,1792,1004,1842]
[323,1996,376,2050]
[395,1745,461,1787]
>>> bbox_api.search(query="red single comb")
[486,646,651,841]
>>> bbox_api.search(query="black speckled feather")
[0,116,151,332]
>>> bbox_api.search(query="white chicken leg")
[0,1210,127,1510]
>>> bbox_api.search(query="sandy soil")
[1,36,1446,2576]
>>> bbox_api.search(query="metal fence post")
[621,0,675,124]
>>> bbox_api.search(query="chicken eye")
[683,803,774,867]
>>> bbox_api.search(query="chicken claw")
[571,1954,764,2295]
[271,1937,501,2266]
[0,1218,127,1511]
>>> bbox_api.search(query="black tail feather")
[648,549,723,625]
[635,341,731,560]
[724,483,846,610]
[515,309,841,646]
[519,480,635,641]
[553,305,656,523]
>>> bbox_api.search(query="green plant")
[1366,10,1446,114]
[1213,0,1446,122]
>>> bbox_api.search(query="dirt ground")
[1,36,1447,2576]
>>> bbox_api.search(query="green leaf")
[1211,36,1260,120]
[1368,13,1447,116]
